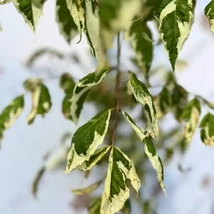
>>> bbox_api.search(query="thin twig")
[111,33,121,146]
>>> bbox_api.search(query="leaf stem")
[111,33,121,146]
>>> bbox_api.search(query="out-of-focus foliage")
[1,0,214,213]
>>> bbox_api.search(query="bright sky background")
[1,1,214,214]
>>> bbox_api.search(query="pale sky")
[1,1,214,214]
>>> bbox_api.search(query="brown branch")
[111,33,121,146]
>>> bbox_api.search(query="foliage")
[1,0,214,213]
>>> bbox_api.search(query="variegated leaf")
[181,98,201,143]
[200,113,214,146]
[0,95,24,141]
[85,0,108,71]
[158,0,195,70]
[71,180,102,195]
[144,137,166,194]
[128,19,153,74]
[13,0,47,31]
[120,110,146,141]
[99,0,142,49]
[65,0,85,36]
[70,69,109,123]
[205,0,214,32]
[101,147,140,214]
[128,72,158,137]
[56,0,78,43]
[66,110,111,172]
[24,78,52,124]
[77,146,111,171]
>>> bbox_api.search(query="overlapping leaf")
[70,69,109,123]
[101,147,140,214]
[158,0,195,70]
[200,113,214,146]
[13,0,47,31]
[128,72,158,137]
[66,110,111,172]
[0,95,24,141]
[65,0,107,71]
[65,0,85,35]
[128,20,153,74]
[205,0,214,32]
[24,78,52,124]
[60,73,75,120]
[77,146,111,171]
[56,0,78,43]
[120,110,165,194]
[144,137,166,194]
[181,98,201,143]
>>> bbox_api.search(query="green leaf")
[71,180,102,196]
[181,98,201,143]
[77,146,111,171]
[26,48,64,67]
[200,113,214,146]
[120,110,146,141]
[70,69,109,123]
[0,0,12,5]
[60,73,75,120]
[154,87,171,118]
[158,0,195,70]
[13,0,47,31]
[142,200,155,214]
[84,0,108,71]
[0,95,24,141]
[99,0,143,49]
[128,20,153,74]
[56,0,78,43]
[144,137,166,194]
[143,0,162,21]
[60,73,75,94]
[24,78,52,124]
[66,110,111,173]
[101,147,140,214]
[205,0,214,32]
[88,197,101,214]
[121,199,131,214]
[32,167,45,197]
[128,72,158,137]
[171,84,188,121]
[0,25,2,32]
